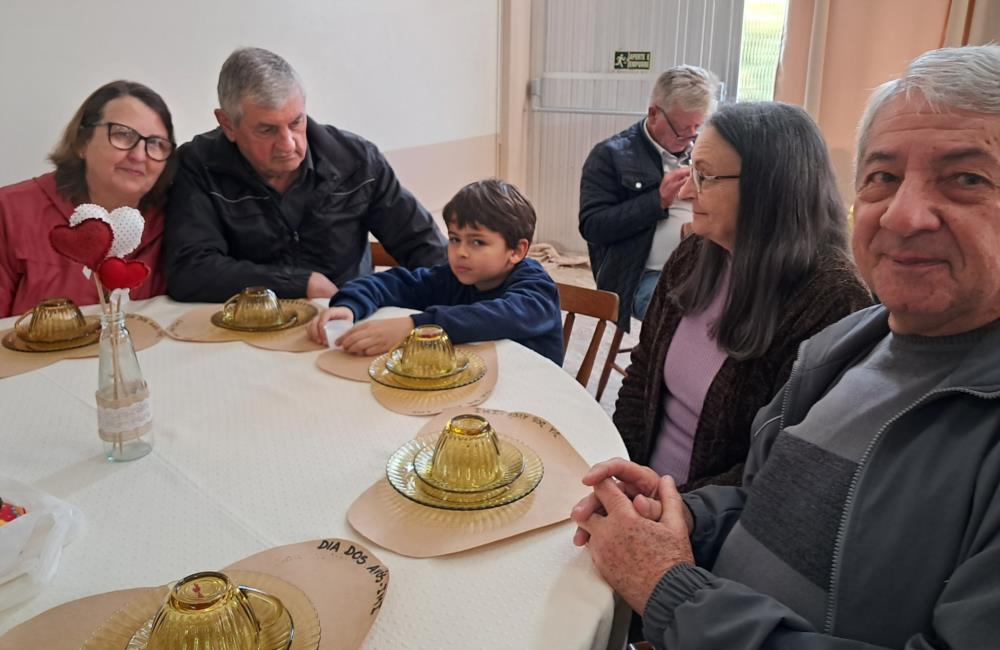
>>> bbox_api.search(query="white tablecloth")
[0,297,628,649]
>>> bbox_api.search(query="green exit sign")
[613,51,652,70]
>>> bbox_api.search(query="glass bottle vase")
[96,311,153,462]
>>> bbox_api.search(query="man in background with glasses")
[164,47,447,303]
[579,65,718,331]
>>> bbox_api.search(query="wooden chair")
[371,241,399,267]
[557,282,626,401]
[599,344,631,398]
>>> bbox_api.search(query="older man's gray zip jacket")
[643,305,1000,649]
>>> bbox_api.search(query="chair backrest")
[371,241,399,267]
[557,282,624,397]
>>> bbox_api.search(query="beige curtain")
[774,0,952,205]
[943,0,1000,46]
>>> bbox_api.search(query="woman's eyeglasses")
[89,122,174,161]
[690,168,740,194]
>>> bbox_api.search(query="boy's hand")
[307,306,354,345]
[339,317,415,356]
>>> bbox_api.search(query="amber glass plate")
[384,348,470,379]
[386,436,543,510]
[369,352,486,391]
[210,301,317,332]
[1,318,101,352]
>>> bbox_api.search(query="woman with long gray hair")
[613,101,872,490]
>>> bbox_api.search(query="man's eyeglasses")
[658,107,700,142]
[88,122,174,161]
[690,167,740,194]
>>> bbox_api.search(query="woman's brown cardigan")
[612,235,873,491]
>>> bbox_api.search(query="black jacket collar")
[190,117,360,192]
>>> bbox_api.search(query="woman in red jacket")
[0,81,176,317]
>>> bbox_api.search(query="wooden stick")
[114,293,124,456]
[104,286,124,455]
[110,322,122,398]
[93,275,120,454]
[94,275,110,316]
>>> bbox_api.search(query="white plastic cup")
[324,320,352,349]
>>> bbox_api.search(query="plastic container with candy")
[0,498,27,526]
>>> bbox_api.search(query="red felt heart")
[97,257,150,290]
[49,219,113,267]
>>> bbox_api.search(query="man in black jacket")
[164,47,447,302]
[579,65,717,330]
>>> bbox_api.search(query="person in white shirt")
[579,65,718,330]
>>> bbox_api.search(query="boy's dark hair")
[442,179,536,249]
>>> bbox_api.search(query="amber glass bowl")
[424,414,506,490]
[146,572,285,650]
[219,287,291,330]
[385,325,465,379]
[14,297,94,343]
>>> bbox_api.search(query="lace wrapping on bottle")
[96,386,152,443]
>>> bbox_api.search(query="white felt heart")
[68,204,145,258]
[107,207,145,257]
[68,203,110,227]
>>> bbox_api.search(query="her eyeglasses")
[690,167,740,194]
[88,122,174,161]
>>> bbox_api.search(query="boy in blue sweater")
[307,179,564,364]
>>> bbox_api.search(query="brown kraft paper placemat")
[317,343,498,416]
[166,303,323,352]
[0,314,164,380]
[347,407,590,558]
[0,538,388,650]
[226,539,389,650]
[315,349,380,382]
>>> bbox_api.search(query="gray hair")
[855,44,1000,181]
[217,47,305,125]
[650,65,719,115]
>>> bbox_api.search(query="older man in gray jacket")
[573,45,1000,649]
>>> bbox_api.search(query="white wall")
[0,0,499,187]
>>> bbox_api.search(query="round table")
[0,297,628,649]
